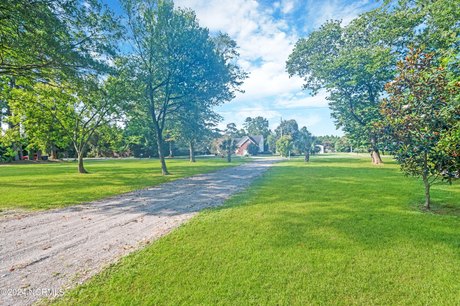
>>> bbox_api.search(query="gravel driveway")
[0,158,278,305]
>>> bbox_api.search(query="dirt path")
[0,158,279,305]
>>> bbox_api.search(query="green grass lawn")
[54,155,460,305]
[0,157,246,211]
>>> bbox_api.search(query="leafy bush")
[247,143,259,156]
[0,145,15,162]
[276,136,292,157]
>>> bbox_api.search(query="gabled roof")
[251,135,263,145]
[235,136,253,147]
[235,135,262,147]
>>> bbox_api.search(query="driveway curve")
[0,158,279,305]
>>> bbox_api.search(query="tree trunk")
[422,174,431,209]
[227,151,231,163]
[304,150,310,162]
[189,141,196,163]
[371,150,383,164]
[12,144,20,161]
[13,149,19,161]
[156,134,169,175]
[50,145,58,160]
[11,142,21,161]
[6,80,20,162]
[370,136,383,165]
[77,152,88,174]
[422,152,431,209]
[169,141,174,158]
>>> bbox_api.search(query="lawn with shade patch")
[0,157,246,211]
[55,155,460,305]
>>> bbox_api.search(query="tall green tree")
[243,116,270,137]
[267,119,299,154]
[275,119,299,139]
[176,33,244,163]
[296,127,316,162]
[276,135,292,158]
[287,0,460,165]
[381,49,460,209]
[285,2,430,164]
[217,123,240,162]
[9,77,121,173]
[243,116,270,151]
[174,106,221,162]
[120,0,243,175]
[0,0,121,162]
[287,20,388,164]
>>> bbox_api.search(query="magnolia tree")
[381,49,460,209]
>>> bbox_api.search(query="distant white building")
[316,144,325,154]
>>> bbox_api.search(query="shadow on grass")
[268,207,460,255]
[211,161,460,255]
[0,157,251,210]
[1,160,270,213]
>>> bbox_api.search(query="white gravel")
[0,158,279,305]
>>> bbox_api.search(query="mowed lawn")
[0,157,246,211]
[55,156,460,305]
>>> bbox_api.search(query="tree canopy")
[0,0,121,79]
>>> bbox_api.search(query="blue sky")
[105,0,381,135]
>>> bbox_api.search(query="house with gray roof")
[234,135,264,156]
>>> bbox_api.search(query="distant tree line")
[220,117,352,161]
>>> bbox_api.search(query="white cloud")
[174,0,368,135]
[292,114,322,129]
[275,89,330,109]
[175,0,301,102]
[236,107,281,120]
[237,62,304,101]
[281,0,296,14]
[305,0,376,29]
[266,113,322,131]
[218,105,282,130]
